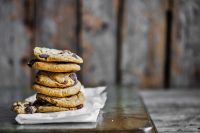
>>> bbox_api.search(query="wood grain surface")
[0,0,200,88]
[0,0,30,90]
[140,89,200,132]
[35,0,77,51]
[171,0,200,88]
[81,0,117,86]
[0,86,157,133]
[121,0,166,88]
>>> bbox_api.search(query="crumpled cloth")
[15,86,107,124]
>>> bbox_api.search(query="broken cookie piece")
[12,101,37,114]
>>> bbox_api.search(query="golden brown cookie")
[35,71,77,88]
[34,47,83,64]
[32,80,81,97]
[36,91,85,108]
[36,104,83,113]
[33,99,83,113]
[28,60,80,72]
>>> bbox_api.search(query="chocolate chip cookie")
[32,80,81,97]
[36,91,85,108]
[35,71,77,88]
[34,47,83,64]
[36,104,83,113]
[28,60,81,72]
[33,99,83,113]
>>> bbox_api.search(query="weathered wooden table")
[0,86,157,133]
[2,87,199,133]
[140,89,200,133]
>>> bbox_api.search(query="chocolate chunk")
[39,54,49,59]
[32,100,40,106]
[74,79,77,85]
[27,59,37,67]
[33,99,47,106]
[24,102,32,107]
[72,53,78,59]
[33,99,54,107]
[25,106,34,114]
[76,104,83,109]
[69,73,77,82]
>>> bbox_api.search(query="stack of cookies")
[12,47,84,114]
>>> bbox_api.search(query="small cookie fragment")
[12,101,37,114]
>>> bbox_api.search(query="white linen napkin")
[15,86,107,124]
